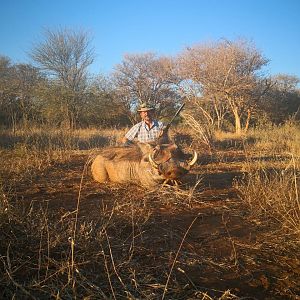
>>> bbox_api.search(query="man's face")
[140,110,154,123]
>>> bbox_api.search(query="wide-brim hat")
[137,103,155,112]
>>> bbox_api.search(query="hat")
[137,103,155,112]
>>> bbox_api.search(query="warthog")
[91,142,197,188]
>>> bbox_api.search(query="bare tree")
[112,52,181,123]
[177,39,270,134]
[30,28,95,128]
[272,74,299,93]
[31,27,94,91]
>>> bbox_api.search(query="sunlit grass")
[235,154,300,238]
[0,123,300,299]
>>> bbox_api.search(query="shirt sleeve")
[125,123,141,141]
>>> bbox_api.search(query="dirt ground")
[2,151,300,299]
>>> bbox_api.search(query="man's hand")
[157,126,170,144]
[122,137,133,147]
[158,128,165,137]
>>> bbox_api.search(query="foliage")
[0,56,44,129]
[259,74,300,124]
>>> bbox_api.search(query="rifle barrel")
[167,103,185,127]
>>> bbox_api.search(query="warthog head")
[91,141,197,188]
[147,143,197,184]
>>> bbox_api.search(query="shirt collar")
[142,119,158,130]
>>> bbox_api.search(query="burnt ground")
[1,152,300,299]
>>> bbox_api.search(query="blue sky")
[1,0,300,79]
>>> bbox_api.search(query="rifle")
[164,103,185,131]
[158,103,185,143]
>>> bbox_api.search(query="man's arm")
[122,123,141,145]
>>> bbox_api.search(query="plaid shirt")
[125,120,164,143]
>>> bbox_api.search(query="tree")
[177,39,270,134]
[0,56,43,130]
[0,56,16,128]
[260,74,300,123]
[112,52,181,124]
[80,75,130,127]
[13,63,44,126]
[30,28,95,128]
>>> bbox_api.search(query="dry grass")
[1,123,300,299]
[0,127,123,181]
[235,155,300,237]
[181,112,214,150]
[233,121,300,241]
[0,170,237,299]
[247,120,300,156]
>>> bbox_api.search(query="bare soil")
[1,151,299,299]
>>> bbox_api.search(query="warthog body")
[91,142,197,188]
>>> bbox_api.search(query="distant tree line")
[0,28,299,133]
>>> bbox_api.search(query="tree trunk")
[213,101,221,130]
[11,112,17,134]
[233,108,242,135]
[244,109,251,133]
[228,96,242,134]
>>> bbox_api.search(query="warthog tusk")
[172,180,179,186]
[188,151,198,166]
[162,179,179,187]
[162,178,170,186]
[148,153,159,169]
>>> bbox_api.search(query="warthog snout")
[149,148,198,180]
[158,161,189,179]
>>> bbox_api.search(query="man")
[123,103,165,144]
